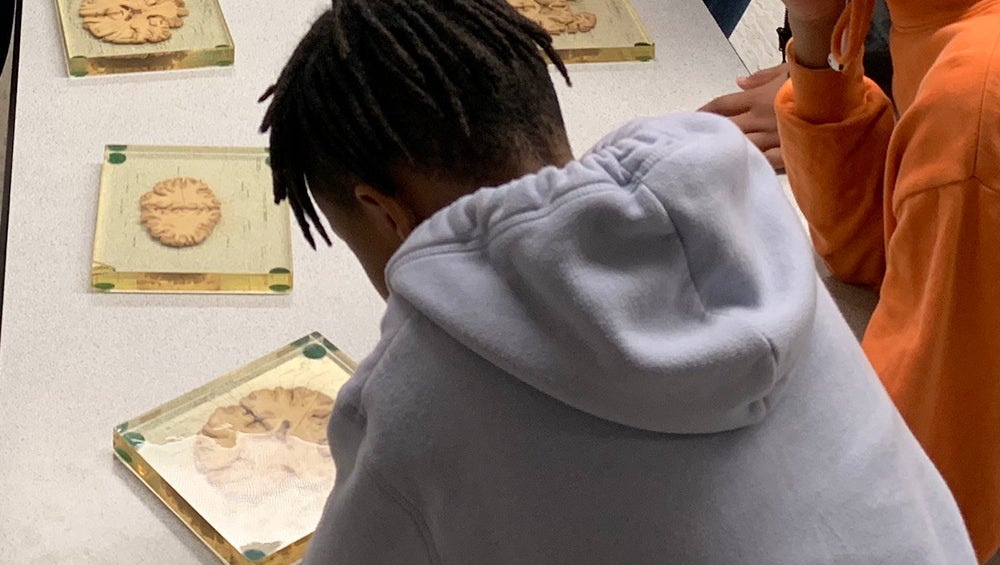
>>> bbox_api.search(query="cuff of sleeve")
[785,39,866,124]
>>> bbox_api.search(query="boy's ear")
[353,184,417,241]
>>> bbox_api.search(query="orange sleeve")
[775,40,896,288]
[863,181,1000,561]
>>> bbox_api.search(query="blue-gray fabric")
[304,114,975,564]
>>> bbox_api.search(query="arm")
[701,1,894,173]
[862,181,1000,559]
[774,39,895,286]
[303,462,438,565]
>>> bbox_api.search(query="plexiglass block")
[510,0,655,63]
[113,333,357,565]
[54,0,235,77]
[91,145,293,294]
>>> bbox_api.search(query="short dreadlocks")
[260,0,572,247]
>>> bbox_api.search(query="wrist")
[785,2,846,26]
[787,13,842,69]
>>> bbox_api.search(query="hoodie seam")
[633,178,711,320]
[390,145,670,275]
[389,179,642,273]
[635,176,781,418]
[363,460,443,565]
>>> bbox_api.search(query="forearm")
[777,105,892,287]
[861,185,1000,560]
[775,40,895,286]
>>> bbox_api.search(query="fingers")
[746,130,781,152]
[746,131,784,170]
[730,110,778,136]
[736,63,789,91]
[699,91,753,117]
[763,147,784,171]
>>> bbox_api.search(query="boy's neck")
[396,148,575,223]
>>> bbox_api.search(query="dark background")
[0,0,22,336]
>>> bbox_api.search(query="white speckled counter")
[0,1,745,562]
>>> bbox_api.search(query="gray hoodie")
[304,114,975,564]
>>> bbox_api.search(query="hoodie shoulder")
[587,113,752,179]
[385,113,818,435]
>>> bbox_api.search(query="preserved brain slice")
[507,0,597,35]
[194,387,337,495]
[570,11,597,33]
[199,387,335,449]
[80,0,190,45]
[139,177,222,248]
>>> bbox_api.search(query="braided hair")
[260,0,571,248]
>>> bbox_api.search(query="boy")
[774,0,1000,559]
[260,1,975,562]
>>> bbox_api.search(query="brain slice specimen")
[80,0,190,45]
[507,0,597,35]
[139,177,222,247]
[194,387,337,494]
[199,387,335,449]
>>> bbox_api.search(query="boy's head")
[260,0,573,297]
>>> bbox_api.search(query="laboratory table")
[0,0,748,562]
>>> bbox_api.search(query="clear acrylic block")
[511,0,655,63]
[113,333,357,565]
[91,145,293,294]
[54,0,235,76]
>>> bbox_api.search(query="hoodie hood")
[385,114,817,435]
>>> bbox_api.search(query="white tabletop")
[0,1,746,562]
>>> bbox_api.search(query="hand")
[699,64,789,171]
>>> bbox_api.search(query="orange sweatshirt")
[775,0,1000,560]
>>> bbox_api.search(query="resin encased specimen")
[508,0,597,35]
[112,333,354,562]
[194,387,336,496]
[140,177,222,247]
[80,0,190,45]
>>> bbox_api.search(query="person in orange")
[773,0,1000,560]
[702,0,893,171]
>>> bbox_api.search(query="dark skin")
[311,143,575,298]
